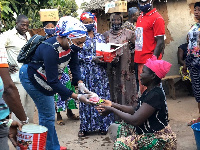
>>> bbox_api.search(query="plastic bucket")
[191,122,200,150]
[16,123,48,150]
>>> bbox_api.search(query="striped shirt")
[28,36,82,101]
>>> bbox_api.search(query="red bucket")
[16,123,48,150]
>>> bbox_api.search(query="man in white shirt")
[0,15,35,123]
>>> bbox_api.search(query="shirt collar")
[142,8,157,16]
[13,27,30,40]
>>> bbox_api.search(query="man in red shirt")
[135,0,165,95]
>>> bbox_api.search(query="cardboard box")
[105,1,127,13]
[39,9,59,22]
[96,42,128,63]
[187,0,199,4]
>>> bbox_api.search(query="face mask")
[138,1,152,13]
[112,23,122,31]
[68,39,82,52]
[45,28,55,36]
[84,23,94,32]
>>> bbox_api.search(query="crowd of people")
[0,0,200,149]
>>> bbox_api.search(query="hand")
[182,64,187,75]
[100,99,112,107]
[8,64,18,74]
[78,83,90,94]
[8,120,22,147]
[112,56,119,63]
[95,105,112,116]
[92,56,104,63]
[78,94,95,104]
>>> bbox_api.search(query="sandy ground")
[8,87,198,150]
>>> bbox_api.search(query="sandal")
[67,114,79,120]
[60,146,67,150]
[78,131,86,137]
[57,120,65,126]
[99,130,107,135]
[187,117,200,126]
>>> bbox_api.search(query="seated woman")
[177,37,193,96]
[96,56,177,150]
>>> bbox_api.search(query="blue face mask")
[138,2,152,13]
[84,23,94,32]
[68,40,82,52]
[45,28,55,36]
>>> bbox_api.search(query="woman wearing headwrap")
[96,56,177,150]
[78,12,114,137]
[186,2,200,126]
[19,16,92,150]
[103,12,137,108]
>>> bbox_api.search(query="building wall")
[163,0,195,75]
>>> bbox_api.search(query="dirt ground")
[9,83,198,150]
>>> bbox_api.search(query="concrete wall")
[163,0,195,75]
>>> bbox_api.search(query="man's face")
[16,19,29,35]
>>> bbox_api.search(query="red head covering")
[145,55,172,79]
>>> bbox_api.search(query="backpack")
[17,34,56,64]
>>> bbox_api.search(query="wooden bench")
[162,75,181,100]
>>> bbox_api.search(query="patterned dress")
[78,33,114,132]
[186,23,200,102]
[54,67,77,112]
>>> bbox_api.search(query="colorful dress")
[78,33,114,132]
[186,23,200,102]
[103,29,137,106]
[54,67,77,112]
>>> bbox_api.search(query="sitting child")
[96,56,177,150]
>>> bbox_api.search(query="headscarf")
[80,12,95,22]
[80,12,97,32]
[145,55,172,79]
[55,16,87,39]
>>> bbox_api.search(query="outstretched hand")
[96,104,113,116]
[8,120,22,147]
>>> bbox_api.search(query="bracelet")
[21,117,29,125]
[7,119,13,128]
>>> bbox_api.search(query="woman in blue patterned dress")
[78,12,114,137]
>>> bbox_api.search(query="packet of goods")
[89,97,104,105]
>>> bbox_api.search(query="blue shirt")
[27,36,82,101]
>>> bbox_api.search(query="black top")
[135,87,168,135]
[178,43,188,60]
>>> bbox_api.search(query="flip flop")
[67,114,79,120]
[57,120,65,126]
[187,117,200,126]
[60,146,67,150]
[78,131,86,137]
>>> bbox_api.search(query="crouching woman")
[96,56,177,150]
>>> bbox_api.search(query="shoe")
[187,117,200,126]
[99,130,107,135]
[60,146,67,150]
[78,131,86,137]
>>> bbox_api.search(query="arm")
[153,35,165,58]
[110,103,156,126]
[177,48,185,66]
[68,51,82,86]
[153,17,165,58]
[0,68,27,121]
[111,101,137,115]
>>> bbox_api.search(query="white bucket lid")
[21,123,48,134]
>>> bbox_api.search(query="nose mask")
[112,23,122,31]
[68,39,82,52]
[45,28,55,36]
[84,23,94,32]
[138,1,152,13]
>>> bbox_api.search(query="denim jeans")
[19,64,60,150]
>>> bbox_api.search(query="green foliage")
[0,0,78,32]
